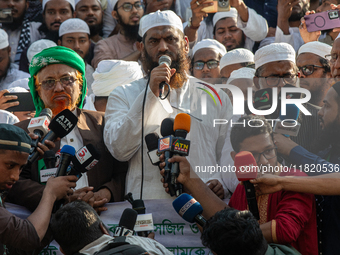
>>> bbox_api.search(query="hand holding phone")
[0,90,19,110]
[304,9,340,32]
[201,0,230,13]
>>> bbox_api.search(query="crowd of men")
[1,0,340,254]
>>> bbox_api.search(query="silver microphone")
[158,55,172,67]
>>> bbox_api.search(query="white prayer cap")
[75,0,101,7]
[138,10,183,37]
[59,18,90,37]
[92,60,144,96]
[227,67,255,85]
[0,110,19,125]
[8,79,29,90]
[42,0,75,11]
[297,41,331,59]
[192,39,226,57]
[220,49,254,69]
[0,29,9,50]
[213,8,238,27]
[27,39,57,63]
[254,43,296,70]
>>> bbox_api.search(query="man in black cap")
[0,123,77,255]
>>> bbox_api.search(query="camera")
[305,10,340,32]
[201,0,230,13]
[0,8,13,23]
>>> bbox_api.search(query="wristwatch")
[187,17,200,30]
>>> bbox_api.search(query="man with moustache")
[0,0,44,64]
[92,0,144,68]
[104,10,232,200]
[7,46,128,214]
[75,0,103,43]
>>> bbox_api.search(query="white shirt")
[275,26,304,52]
[104,76,233,199]
[0,63,30,90]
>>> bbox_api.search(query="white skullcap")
[59,18,90,37]
[7,86,29,93]
[227,67,255,85]
[254,43,296,69]
[220,49,254,69]
[0,29,9,50]
[92,60,144,96]
[213,8,238,27]
[138,10,183,37]
[8,79,29,90]
[75,0,101,7]
[43,0,75,10]
[0,110,19,125]
[297,41,331,59]
[27,39,57,63]
[192,39,226,57]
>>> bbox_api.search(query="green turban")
[28,46,87,116]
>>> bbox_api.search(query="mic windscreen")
[160,118,175,137]
[119,208,138,230]
[40,108,53,119]
[48,109,78,138]
[60,144,76,156]
[253,88,273,110]
[173,113,191,133]
[173,193,203,223]
[145,132,159,151]
[279,104,300,121]
[72,144,101,171]
[158,55,171,67]
[234,151,258,181]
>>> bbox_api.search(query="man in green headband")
[8,46,127,214]
[0,123,77,255]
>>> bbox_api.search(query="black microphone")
[27,109,78,165]
[114,208,137,237]
[253,88,280,119]
[43,150,56,169]
[158,55,172,97]
[67,144,101,178]
[145,132,161,166]
[55,145,76,177]
[27,108,52,154]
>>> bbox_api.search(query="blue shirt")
[243,0,277,28]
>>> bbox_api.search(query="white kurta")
[104,75,233,199]
[274,26,304,52]
[0,63,30,90]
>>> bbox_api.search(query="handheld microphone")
[158,55,172,98]
[55,145,76,177]
[114,208,137,237]
[173,193,207,227]
[27,109,78,165]
[234,151,259,220]
[43,150,56,169]
[67,144,101,178]
[253,88,280,119]
[28,108,52,153]
[145,132,161,166]
[273,104,301,137]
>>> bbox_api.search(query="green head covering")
[0,124,32,153]
[28,46,87,116]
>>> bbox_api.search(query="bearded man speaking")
[104,10,233,200]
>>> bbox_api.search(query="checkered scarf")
[14,18,31,64]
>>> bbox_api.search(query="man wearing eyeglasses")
[296,42,332,107]
[254,42,321,153]
[92,0,144,68]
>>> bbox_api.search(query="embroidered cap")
[0,124,31,153]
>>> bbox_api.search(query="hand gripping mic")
[67,144,101,178]
[273,104,301,137]
[27,109,78,165]
[158,55,172,98]
[145,132,161,166]
[173,193,206,227]
[114,208,138,237]
[27,108,52,154]
[234,151,260,220]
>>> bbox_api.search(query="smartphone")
[0,8,13,23]
[4,92,36,112]
[202,0,230,13]
[304,9,340,32]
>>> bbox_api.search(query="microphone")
[67,144,101,178]
[273,104,301,137]
[114,208,137,237]
[55,145,76,177]
[234,151,260,220]
[27,109,78,165]
[253,88,280,119]
[43,150,56,169]
[158,55,172,98]
[173,193,207,227]
[27,108,52,154]
[145,132,161,166]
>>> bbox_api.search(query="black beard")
[3,15,25,31]
[89,22,103,37]
[38,22,60,43]
[0,60,11,82]
[116,11,140,42]
[315,117,340,151]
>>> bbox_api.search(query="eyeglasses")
[193,60,219,70]
[117,2,143,12]
[325,53,338,63]
[252,147,277,163]
[298,65,324,76]
[39,76,78,90]
[258,74,298,87]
